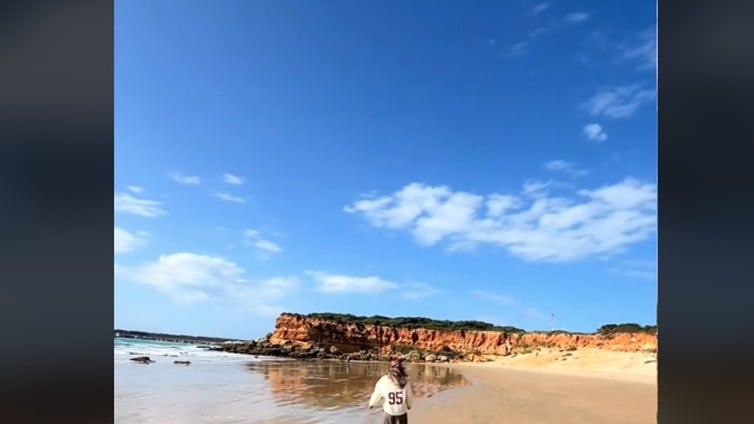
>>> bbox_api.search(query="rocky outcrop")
[213,313,657,363]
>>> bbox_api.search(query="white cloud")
[307,271,398,294]
[119,252,244,303]
[486,194,520,217]
[345,178,656,263]
[169,172,201,185]
[530,3,549,15]
[114,193,167,218]
[114,227,148,253]
[127,186,144,194]
[543,160,589,177]
[622,27,656,71]
[118,252,298,314]
[584,85,656,118]
[215,192,246,204]
[243,229,283,258]
[582,123,608,141]
[566,12,590,23]
[222,173,245,186]
[401,283,442,300]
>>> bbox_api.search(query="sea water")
[114,338,468,424]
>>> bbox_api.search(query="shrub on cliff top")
[597,323,657,335]
[295,313,526,333]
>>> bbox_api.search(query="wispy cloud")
[307,271,398,294]
[222,173,245,186]
[243,229,282,259]
[584,85,656,119]
[114,227,148,253]
[114,193,167,218]
[529,26,549,38]
[522,179,563,198]
[530,3,549,15]
[215,192,246,204]
[566,12,590,23]
[502,8,586,58]
[543,160,589,177]
[118,252,298,315]
[127,185,144,194]
[582,123,608,141]
[621,27,656,71]
[611,259,656,280]
[401,283,442,300]
[506,41,529,57]
[345,178,656,263]
[168,172,201,185]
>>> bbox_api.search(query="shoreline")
[332,347,656,384]
[240,347,656,385]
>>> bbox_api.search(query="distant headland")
[114,329,244,345]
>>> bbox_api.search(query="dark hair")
[388,357,408,388]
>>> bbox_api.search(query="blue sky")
[115,0,656,340]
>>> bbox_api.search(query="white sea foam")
[114,338,258,364]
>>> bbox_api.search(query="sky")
[115,0,657,340]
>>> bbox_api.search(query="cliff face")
[269,313,657,358]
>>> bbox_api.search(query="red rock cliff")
[268,313,657,358]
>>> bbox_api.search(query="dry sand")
[408,349,657,424]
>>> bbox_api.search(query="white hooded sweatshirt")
[368,374,414,416]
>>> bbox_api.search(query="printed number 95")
[388,392,403,405]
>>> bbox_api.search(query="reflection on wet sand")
[246,360,469,411]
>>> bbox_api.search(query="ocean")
[114,338,469,424]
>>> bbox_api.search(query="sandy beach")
[409,349,657,424]
[116,338,656,424]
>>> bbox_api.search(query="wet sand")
[410,350,656,424]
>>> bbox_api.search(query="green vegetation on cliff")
[284,313,657,336]
[114,329,243,343]
[597,323,658,335]
[287,312,526,333]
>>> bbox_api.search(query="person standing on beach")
[368,357,414,424]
